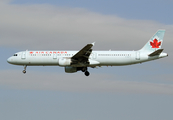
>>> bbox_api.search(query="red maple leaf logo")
[30,51,33,54]
[150,39,161,48]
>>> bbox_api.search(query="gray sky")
[1,0,173,120]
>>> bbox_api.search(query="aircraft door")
[92,52,97,59]
[136,51,140,60]
[53,52,57,59]
[21,51,26,59]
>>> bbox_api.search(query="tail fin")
[140,30,165,52]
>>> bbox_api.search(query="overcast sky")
[1,0,173,120]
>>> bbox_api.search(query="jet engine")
[65,66,77,73]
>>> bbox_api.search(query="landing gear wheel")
[23,70,26,74]
[81,67,87,72]
[84,71,90,76]
[22,65,27,74]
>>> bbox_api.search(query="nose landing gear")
[22,65,27,74]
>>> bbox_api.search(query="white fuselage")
[7,50,168,67]
[6,30,168,76]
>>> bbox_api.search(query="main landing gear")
[84,71,90,76]
[81,67,90,76]
[22,65,27,74]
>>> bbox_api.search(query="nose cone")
[7,57,12,64]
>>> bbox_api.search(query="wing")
[71,42,95,65]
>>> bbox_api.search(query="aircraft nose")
[7,57,12,63]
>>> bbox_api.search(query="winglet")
[92,42,95,46]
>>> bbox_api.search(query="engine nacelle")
[65,66,77,73]
[59,58,71,66]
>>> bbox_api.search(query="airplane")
[7,30,168,76]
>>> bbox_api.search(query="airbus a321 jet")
[7,30,168,76]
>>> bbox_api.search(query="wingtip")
[92,42,95,46]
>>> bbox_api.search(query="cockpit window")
[13,54,18,56]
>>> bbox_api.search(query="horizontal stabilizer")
[148,49,163,56]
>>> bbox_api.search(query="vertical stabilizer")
[140,30,165,52]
